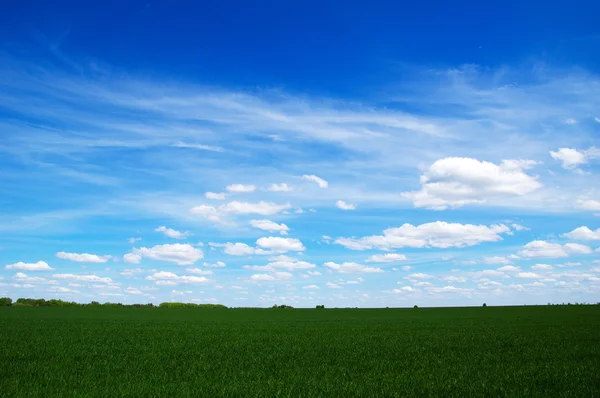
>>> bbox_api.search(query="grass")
[1,305,599,396]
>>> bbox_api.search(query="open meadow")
[1,305,599,396]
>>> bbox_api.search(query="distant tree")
[413,305,418,309]
[0,297,12,306]
[316,305,325,309]
[483,303,487,307]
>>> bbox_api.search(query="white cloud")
[407,273,434,280]
[532,264,553,270]
[303,285,320,290]
[268,183,293,192]
[511,223,529,231]
[307,271,322,276]
[47,286,79,294]
[562,226,600,240]
[266,259,316,270]
[470,270,506,279]
[5,261,54,271]
[53,273,112,283]
[519,240,592,258]
[123,253,142,264]
[189,205,224,223]
[250,219,290,235]
[517,272,541,279]
[556,262,582,268]
[219,201,292,215]
[550,147,599,170]
[301,174,328,188]
[56,252,112,263]
[203,261,226,268]
[442,276,467,283]
[335,222,510,250]
[250,272,292,282]
[393,286,417,293]
[146,271,211,284]
[564,118,577,125]
[326,282,341,289]
[120,268,145,277]
[13,272,53,284]
[576,199,600,212]
[402,157,541,209]
[185,268,214,275]
[226,184,256,193]
[256,237,305,252]
[401,265,413,271]
[155,226,192,239]
[133,244,204,265]
[496,265,521,272]
[221,242,270,256]
[324,261,383,274]
[128,237,142,244]
[205,192,228,200]
[427,286,473,295]
[365,253,407,263]
[124,287,142,295]
[483,256,512,265]
[336,200,356,210]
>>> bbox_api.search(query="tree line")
[0,297,227,309]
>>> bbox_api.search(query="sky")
[1,0,599,307]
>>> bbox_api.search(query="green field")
[1,306,599,397]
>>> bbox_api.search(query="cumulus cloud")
[518,240,592,258]
[185,268,214,275]
[406,273,434,280]
[5,261,54,271]
[301,174,328,188]
[250,272,292,282]
[250,219,290,235]
[442,276,467,283]
[336,200,357,210]
[496,265,521,272]
[203,261,226,268]
[511,223,529,231]
[132,244,204,265]
[402,157,541,210]
[562,226,600,240]
[124,287,142,295]
[56,252,112,263]
[365,253,407,263]
[303,285,320,290]
[219,201,292,215]
[53,273,112,283]
[123,253,142,264]
[335,221,510,250]
[265,259,316,270]
[326,282,341,289]
[517,272,541,279]
[256,237,305,252]
[324,261,384,274]
[268,183,293,192]
[189,205,224,223]
[575,199,600,212]
[155,226,192,239]
[483,256,512,265]
[205,192,228,200]
[532,264,553,270]
[226,184,256,193]
[550,147,599,170]
[146,271,211,284]
[393,286,417,293]
[221,242,270,256]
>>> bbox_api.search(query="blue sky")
[1,0,599,307]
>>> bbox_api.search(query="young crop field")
[1,305,599,396]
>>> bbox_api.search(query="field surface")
[1,306,599,397]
